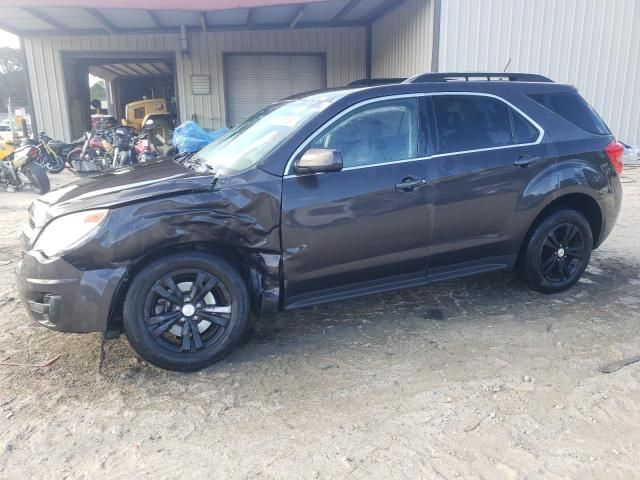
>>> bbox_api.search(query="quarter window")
[307,98,418,168]
[511,109,539,144]
[528,91,609,135]
[432,95,513,154]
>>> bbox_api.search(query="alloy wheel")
[539,222,587,284]
[142,269,233,353]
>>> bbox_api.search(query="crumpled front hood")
[37,160,214,219]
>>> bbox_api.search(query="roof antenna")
[503,57,512,73]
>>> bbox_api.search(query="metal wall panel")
[439,0,640,144]
[24,27,365,141]
[371,0,434,78]
[185,28,365,130]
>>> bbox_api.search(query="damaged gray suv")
[16,73,623,371]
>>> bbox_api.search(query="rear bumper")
[15,251,126,333]
[596,174,623,248]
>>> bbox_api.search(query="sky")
[0,30,20,49]
[0,28,104,86]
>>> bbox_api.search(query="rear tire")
[123,252,250,371]
[23,163,50,194]
[517,209,592,293]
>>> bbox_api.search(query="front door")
[281,96,431,308]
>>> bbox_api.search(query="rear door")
[425,93,555,276]
[281,96,431,308]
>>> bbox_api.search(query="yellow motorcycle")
[0,139,50,194]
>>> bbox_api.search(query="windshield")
[196,90,348,173]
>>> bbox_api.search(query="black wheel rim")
[539,222,587,284]
[143,269,233,353]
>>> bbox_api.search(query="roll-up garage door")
[225,54,326,126]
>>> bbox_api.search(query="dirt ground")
[1,166,640,479]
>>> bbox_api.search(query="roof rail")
[347,78,406,87]
[404,72,553,83]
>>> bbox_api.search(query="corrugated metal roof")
[15,0,325,10]
[1,0,406,36]
[89,61,173,78]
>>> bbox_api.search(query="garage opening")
[224,53,326,126]
[61,52,178,139]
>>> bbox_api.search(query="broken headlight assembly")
[33,209,109,257]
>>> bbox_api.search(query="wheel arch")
[106,241,270,332]
[517,191,603,265]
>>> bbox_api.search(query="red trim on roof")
[11,0,328,11]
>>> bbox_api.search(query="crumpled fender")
[63,167,284,313]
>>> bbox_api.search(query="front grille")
[28,217,35,229]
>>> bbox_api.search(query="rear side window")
[528,91,610,135]
[432,95,513,154]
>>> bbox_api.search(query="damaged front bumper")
[15,251,126,333]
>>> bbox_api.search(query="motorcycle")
[134,133,160,163]
[111,126,137,168]
[21,132,82,174]
[66,126,114,175]
[0,139,50,194]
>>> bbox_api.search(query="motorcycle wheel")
[66,148,82,167]
[117,150,129,168]
[40,153,65,174]
[23,163,50,194]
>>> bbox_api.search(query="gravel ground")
[1,168,640,479]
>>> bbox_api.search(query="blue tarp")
[173,121,229,154]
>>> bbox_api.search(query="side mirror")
[294,148,343,174]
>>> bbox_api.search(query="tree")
[0,47,26,108]
[0,47,22,74]
[90,80,106,102]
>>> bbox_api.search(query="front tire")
[117,150,129,168]
[518,209,593,293]
[123,252,250,371]
[23,163,50,194]
[39,153,64,174]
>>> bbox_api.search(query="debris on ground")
[0,354,61,368]
[599,354,640,373]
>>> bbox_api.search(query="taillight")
[605,141,624,175]
[27,146,39,159]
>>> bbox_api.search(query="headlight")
[33,209,109,257]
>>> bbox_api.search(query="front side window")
[306,98,418,168]
[197,90,348,173]
[432,95,513,154]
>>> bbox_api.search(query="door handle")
[514,155,542,167]
[395,177,427,191]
